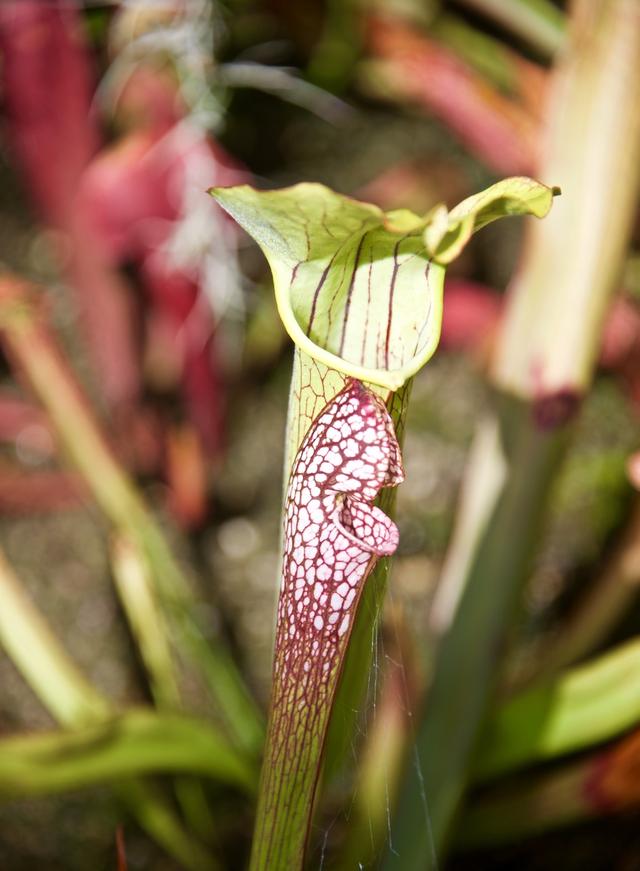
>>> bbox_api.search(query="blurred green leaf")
[0,709,257,799]
[475,637,640,781]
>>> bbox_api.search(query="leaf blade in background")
[0,709,256,799]
[474,637,640,781]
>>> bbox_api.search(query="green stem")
[0,546,217,871]
[111,533,219,840]
[124,780,220,871]
[334,621,413,871]
[110,534,180,709]
[0,548,109,726]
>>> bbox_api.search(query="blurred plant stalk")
[0,546,108,725]
[0,276,263,758]
[509,495,640,685]
[0,546,220,871]
[385,1,640,867]
[111,534,180,710]
[110,532,219,841]
[458,724,640,849]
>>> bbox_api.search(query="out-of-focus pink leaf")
[0,1,98,229]
[599,297,640,412]
[628,453,640,490]
[75,131,176,263]
[0,1,141,408]
[112,64,186,136]
[141,255,226,457]
[66,234,143,408]
[441,278,502,352]
[364,15,540,175]
[515,54,548,119]
[77,126,246,262]
[599,297,640,369]
[77,119,245,458]
[440,278,640,423]
[441,283,640,402]
[0,394,51,448]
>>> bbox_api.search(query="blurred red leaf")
[599,297,640,369]
[0,0,98,229]
[165,424,208,528]
[115,827,128,871]
[364,15,540,175]
[112,63,187,136]
[0,394,51,447]
[0,4,247,496]
[76,104,246,460]
[441,278,502,353]
[441,279,640,423]
[0,1,141,408]
[588,728,640,812]
[599,298,640,412]
[0,465,85,514]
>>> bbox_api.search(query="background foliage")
[0,1,639,869]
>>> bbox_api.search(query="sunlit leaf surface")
[211,183,445,392]
[424,176,559,264]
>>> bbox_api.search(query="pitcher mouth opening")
[329,492,399,557]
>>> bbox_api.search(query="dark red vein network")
[253,378,404,868]
[278,378,403,677]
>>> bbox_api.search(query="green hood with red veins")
[209,176,558,871]
[211,177,557,458]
